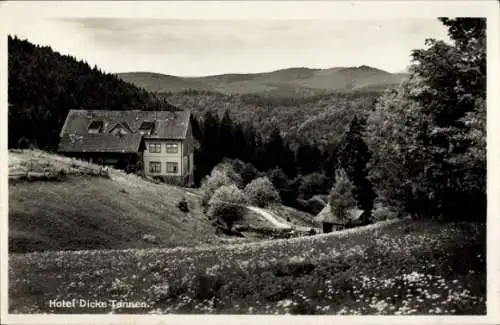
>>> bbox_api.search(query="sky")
[3,3,454,77]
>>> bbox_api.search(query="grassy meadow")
[9,220,485,315]
[8,150,220,252]
[8,150,315,253]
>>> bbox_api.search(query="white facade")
[143,139,193,178]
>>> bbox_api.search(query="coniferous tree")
[220,110,235,159]
[232,123,247,162]
[281,144,297,178]
[296,143,312,175]
[329,168,357,222]
[321,144,338,180]
[296,142,322,175]
[337,116,375,223]
[190,115,203,142]
[263,127,285,171]
[194,111,222,184]
[8,35,173,149]
[243,124,258,165]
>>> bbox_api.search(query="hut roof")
[313,203,364,224]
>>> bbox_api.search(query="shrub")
[329,169,356,221]
[211,162,243,187]
[207,184,248,230]
[222,158,245,174]
[266,168,298,206]
[244,176,281,208]
[372,201,399,221]
[177,197,189,213]
[297,195,326,215]
[297,172,331,200]
[200,169,236,207]
[273,257,315,277]
[240,162,262,186]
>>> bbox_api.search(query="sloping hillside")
[9,219,485,314]
[8,150,218,252]
[116,66,406,96]
[8,150,318,252]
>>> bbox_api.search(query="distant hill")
[116,66,407,96]
[117,66,407,145]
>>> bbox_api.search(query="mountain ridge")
[116,65,407,96]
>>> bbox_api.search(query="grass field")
[9,220,485,315]
[8,150,221,252]
[8,150,319,252]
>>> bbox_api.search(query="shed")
[314,203,365,233]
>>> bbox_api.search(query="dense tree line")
[366,18,486,221]
[192,109,375,219]
[161,88,380,147]
[9,18,484,224]
[8,35,176,149]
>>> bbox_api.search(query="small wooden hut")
[314,203,365,233]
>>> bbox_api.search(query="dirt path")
[247,206,292,229]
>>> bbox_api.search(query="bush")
[177,197,189,213]
[297,195,326,215]
[244,176,281,208]
[207,184,248,230]
[200,169,236,207]
[273,257,315,277]
[372,202,399,222]
[266,168,298,206]
[265,168,289,191]
[298,172,331,200]
[240,163,262,186]
[211,162,243,187]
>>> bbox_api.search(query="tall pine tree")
[337,116,375,223]
[220,110,235,159]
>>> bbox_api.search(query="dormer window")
[109,122,131,135]
[88,120,104,133]
[139,121,155,135]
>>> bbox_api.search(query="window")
[88,120,104,133]
[166,162,178,174]
[149,161,161,173]
[139,121,155,135]
[149,143,161,153]
[166,144,179,153]
[111,127,128,135]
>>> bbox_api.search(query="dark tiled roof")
[58,133,144,153]
[58,109,191,153]
[59,109,191,140]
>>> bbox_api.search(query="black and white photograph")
[1,1,498,323]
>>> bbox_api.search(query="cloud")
[58,19,361,52]
[7,17,450,76]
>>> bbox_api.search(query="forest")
[190,18,486,223]
[7,35,177,150]
[161,88,381,148]
[7,17,486,223]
